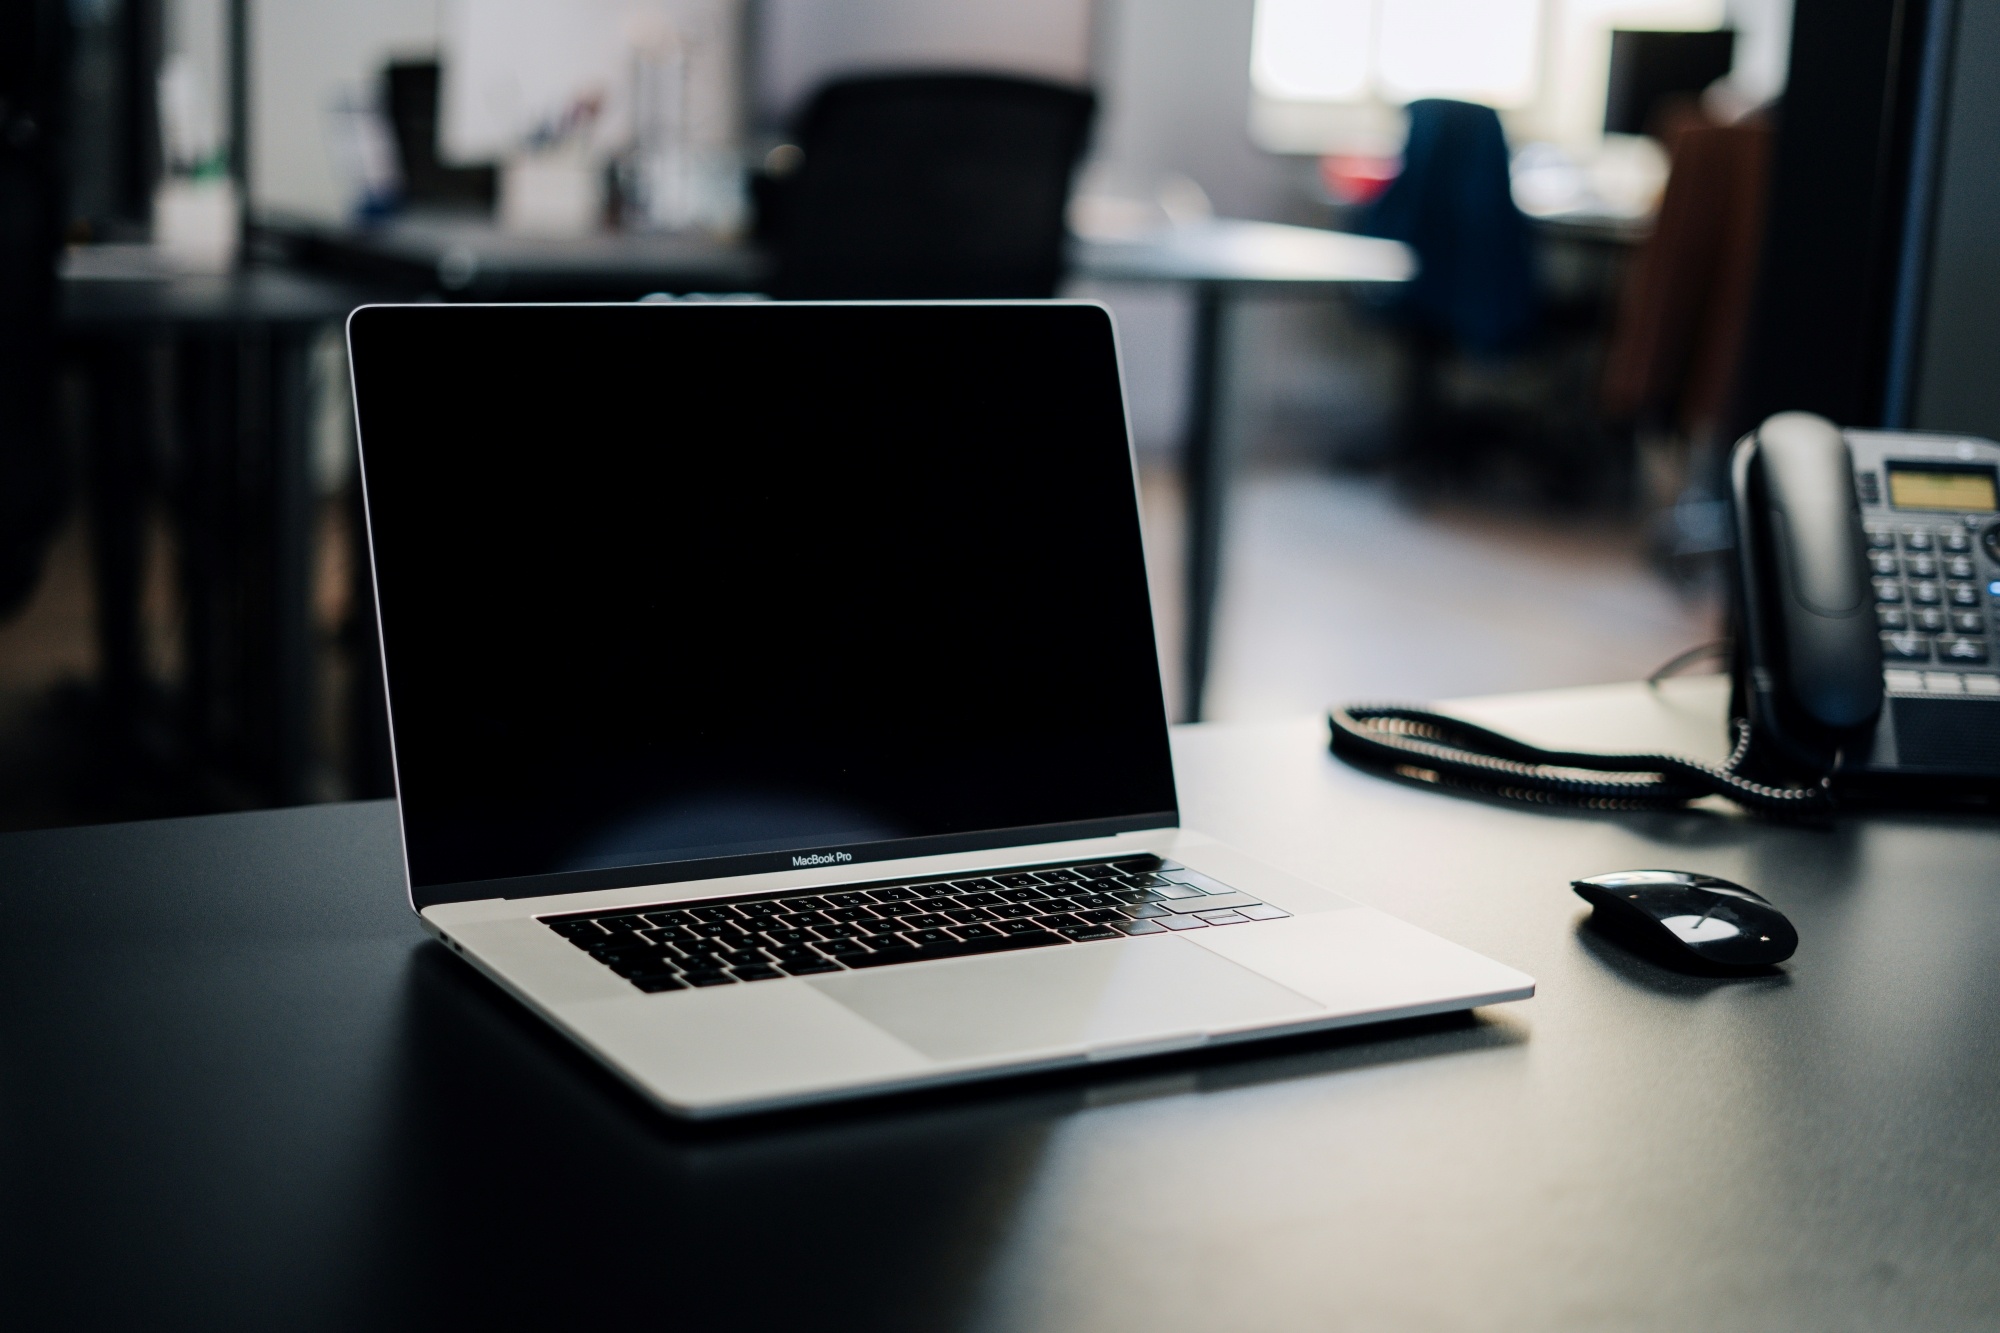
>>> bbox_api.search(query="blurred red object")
[1319,154,1400,206]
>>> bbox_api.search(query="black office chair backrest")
[764,72,1096,300]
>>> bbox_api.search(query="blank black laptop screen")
[349,303,1177,905]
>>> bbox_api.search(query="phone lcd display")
[1886,462,1999,512]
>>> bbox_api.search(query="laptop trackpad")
[807,938,1324,1063]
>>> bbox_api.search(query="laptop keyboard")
[537,855,1290,992]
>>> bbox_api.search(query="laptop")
[347,300,1532,1118]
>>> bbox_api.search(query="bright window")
[1253,0,1544,109]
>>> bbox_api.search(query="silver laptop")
[347,299,1532,1118]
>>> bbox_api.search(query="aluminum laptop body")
[348,301,1532,1118]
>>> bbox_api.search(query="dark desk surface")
[4,679,1998,1330]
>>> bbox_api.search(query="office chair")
[759,72,1096,300]
[1357,99,1609,502]
[384,60,497,213]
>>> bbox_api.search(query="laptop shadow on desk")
[340,945,1525,1324]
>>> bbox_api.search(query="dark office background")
[2,0,1990,833]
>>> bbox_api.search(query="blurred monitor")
[755,0,1095,126]
[1604,29,1737,137]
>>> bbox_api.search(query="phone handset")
[1731,412,1884,770]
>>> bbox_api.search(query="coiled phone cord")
[1326,704,1834,816]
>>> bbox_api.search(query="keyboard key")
[1870,552,1900,576]
[1948,555,1977,579]
[1037,897,1082,913]
[778,959,843,976]
[944,907,994,924]
[1129,904,1172,919]
[954,924,1002,939]
[1946,530,1974,553]
[825,892,872,908]
[1967,675,2000,695]
[860,933,908,950]
[993,874,1040,888]
[1953,611,1985,634]
[1157,915,1208,930]
[718,948,769,968]
[547,918,604,940]
[1034,869,1082,883]
[995,918,1045,935]
[993,902,1040,919]
[1940,636,1990,663]
[1162,870,1238,895]
[1950,582,1982,607]
[1036,913,1084,929]
[1911,581,1943,605]
[868,887,915,902]
[1071,893,1118,910]
[689,906,736,922]
[1195,910,1250,925]
[906,928,954,946]
[955,892,1003,907]
[682,969,734,987]
[633,975,688,992]
[910,898,956,914]
[1238,904,1292,921]
[1117,919,1171,936]
[730,965,783,982]
[1077,908,1125,924]
[1915,608,1948,633]
[788,897,829,911]
[1113,856,1179,873]
[1073,863,1122,878]
[824,907,875,923]
[1904,529,1934,551]
[1906,555,1940,579]
[1865,526,1896,549]
[998,887,1051,903]
[844,927,1065,970]
[950,878,1001,893]
[1875,579,1905,604]
[1162,892,1263,915]
[906,913,951,930]
[1878,607,1910,630]
[1057,925,1121,941]
[816,938,871,958]
[813,922,863,940]
[1150,881,1206,899]
[787,910,831,927]
[762,927,816,946]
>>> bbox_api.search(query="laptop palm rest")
[807,937,1326,1063]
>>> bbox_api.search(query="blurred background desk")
[266,214,768,302]
[59,255,368,807]
[1073,220,1413,720]
[5,675,1999,1328]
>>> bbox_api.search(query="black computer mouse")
[1572,870,1797,969]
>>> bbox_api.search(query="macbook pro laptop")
[347,300,1532,1118]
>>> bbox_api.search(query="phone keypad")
[1869,517,2000,692]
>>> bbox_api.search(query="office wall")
[250,0,445,219]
